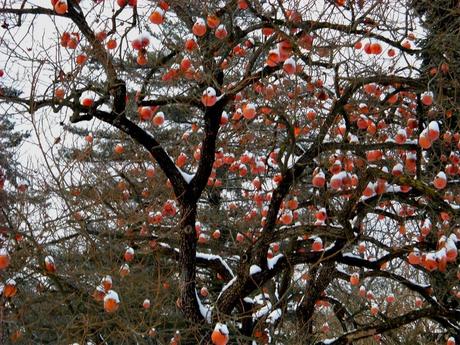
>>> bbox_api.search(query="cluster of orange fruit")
[92,276,120,313]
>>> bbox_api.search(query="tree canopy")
[0,0,459,344]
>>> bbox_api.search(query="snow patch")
[196,252,234,277]
[178,168,195,183]
[243,297,254,304]
[266,308,282,324]
[342,252,362,259]
[268,254,283,270]
[195,290,211,323]
[104,290,120,303]
[250,265,262,275]
[218,276,237,300]
[252,300,272,319]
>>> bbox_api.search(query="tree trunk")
[179,203,203,323]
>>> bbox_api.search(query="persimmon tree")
[0,0,459,344]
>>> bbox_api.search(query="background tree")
[0,77,30,343]
[0,0,459,344]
